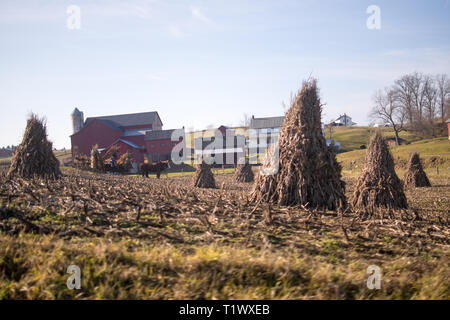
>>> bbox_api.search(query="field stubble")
[0,167,448,299]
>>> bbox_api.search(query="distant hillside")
[0,150,72,168]
[337,137,450,172]
[0,149,13,158]
[325,126,424,153]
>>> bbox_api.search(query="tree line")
[369,72,450,145]
[0,145,17,158]
[1,145,17,151]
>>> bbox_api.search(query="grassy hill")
[337,137,450,176]
[0,150,72,168]
[326,126,424,152]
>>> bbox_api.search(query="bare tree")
[394,72,450,136]
[394,72,428,125]
[369,88,406,145]
[436,74,450,122]
[421,75,440,136]
[422,75,438,122]
[411,72,427,122]
[395,74,416,124]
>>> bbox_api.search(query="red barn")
[70,108,164,169]
[145,129,185,162]
[106,139,146,164]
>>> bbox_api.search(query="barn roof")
[107,139,145,150]
[118,139,145,149]
[145,129,176,141]
[250,116,285,129]
[122,129,151,137]
[96,119,122,131]
[85,111,161,128]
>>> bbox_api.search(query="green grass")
[326,126,424,152]
[390,137,450,157]
[337,137,450,173]
[1,234,448,299]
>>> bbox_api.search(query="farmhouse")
[250,115,284,134]
[70,108,182,167]
[250,115,341,151]
[331,114,357,126]
[194,126,246,166]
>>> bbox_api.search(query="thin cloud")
[191,6,211,24]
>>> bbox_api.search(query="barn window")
[160,143,166,147]
[150,144,155,148]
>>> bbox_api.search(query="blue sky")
[0,0,449,149]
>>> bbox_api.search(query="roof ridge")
[85,111,160,128]
[85,110,158,120]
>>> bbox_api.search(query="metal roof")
[122,129,151,137]
[250,116,285,129]
[118,139,145,149]
[106,139,145,150]
[96,119,122,131]
[85,111,160,128]
[145,129,182,141]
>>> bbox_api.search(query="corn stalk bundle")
[73,155,90,170]
[250,79,346,210]
[117,151,133,172]
[7,114,61,179]
[403,152,431,188]
[351,131,408,211]
[103,145,120,163]
[90,145,104,172]
[234,162,254,182]
[192,162,216,188]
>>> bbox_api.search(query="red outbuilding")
[105,139,146,164]
[70,109,165,169]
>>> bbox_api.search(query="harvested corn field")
[0,167,448,299]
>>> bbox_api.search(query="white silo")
[71,108,84,134]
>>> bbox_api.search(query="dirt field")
[0,167,449,299]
